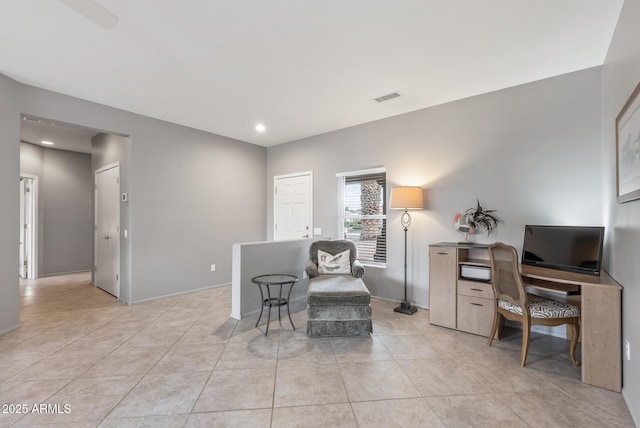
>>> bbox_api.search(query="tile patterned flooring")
[0,272,635,427]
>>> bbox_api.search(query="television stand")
[429,242,622,392]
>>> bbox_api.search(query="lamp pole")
[394,209,417,315]
[389,186,423,315]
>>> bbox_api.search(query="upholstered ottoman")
[305,240,373,337]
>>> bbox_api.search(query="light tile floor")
[0,272,635,427]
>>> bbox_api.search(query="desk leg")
[581,285,621,391]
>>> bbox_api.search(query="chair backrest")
[309,240,357,269]
[488,242,527,310]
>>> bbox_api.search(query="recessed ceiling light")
[41,140,54,146]
[255,123,266,133]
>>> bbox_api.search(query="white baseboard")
[503,320,569,339]
[622,389,638,427]
[132,282,231,305]
[0,324,20,336]
[39,269,92,278]
[370,295,428,311]
[233,295,307,320]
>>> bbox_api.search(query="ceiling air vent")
[374,92,401,103]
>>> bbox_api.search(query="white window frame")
[336,167,386,268]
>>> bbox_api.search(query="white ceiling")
[20,116,96,154]
[0,1,625,147]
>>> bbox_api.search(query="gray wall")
[42,148,93,275]
[20,142,93,276]
[124,118,266,302]
[0,73,20,334]
[92,133,132,303]
[231,239,312,319]
[0,79,267,316]
[267,67,604,309]
[602,0,640,420]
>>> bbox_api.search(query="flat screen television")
[522,225,605,276]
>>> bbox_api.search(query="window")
[337,167,386,266]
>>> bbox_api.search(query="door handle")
[302,234,309,238]
[102,235,110,240]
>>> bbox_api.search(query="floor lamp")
[389,186,423,315]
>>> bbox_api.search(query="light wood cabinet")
[428,247,457,329]
[429,243,494,337]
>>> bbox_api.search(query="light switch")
[314,228,322,236]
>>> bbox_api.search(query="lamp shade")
[389,186,423,210]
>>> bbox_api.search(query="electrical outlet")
[210,264,216,272]
[626,340,631,361]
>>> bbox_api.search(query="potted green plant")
[463,199,499,236]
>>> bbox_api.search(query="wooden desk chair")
[487,242,580,366]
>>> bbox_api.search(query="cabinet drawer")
[457,295,495,337]
[458,280,494,299]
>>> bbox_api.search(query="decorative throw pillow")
[318,249,351,274]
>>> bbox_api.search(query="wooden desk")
[429,243,622,392]
[521,265,622,392]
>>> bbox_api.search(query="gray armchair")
[305,240,372,337]
[305,239,365,279]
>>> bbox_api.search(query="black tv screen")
[522,225,605,276]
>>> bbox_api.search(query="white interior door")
[19,176,36,279]
[19,178,25,278]
[95,164,120,298]
[274,172,313,240]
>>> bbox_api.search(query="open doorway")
[19,115,130,302]
[20,116,95,280]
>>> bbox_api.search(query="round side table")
[251,274,299,336]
